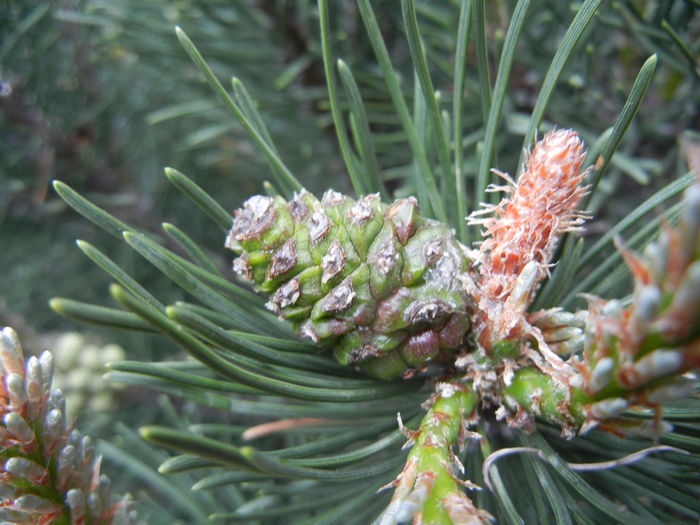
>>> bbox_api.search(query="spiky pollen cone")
[468,129,589,350]
[226,190,472,378]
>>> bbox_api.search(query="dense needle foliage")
[1,1,699,524]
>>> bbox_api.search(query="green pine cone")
[225,190,472,378]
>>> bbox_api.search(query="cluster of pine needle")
[2,1,699,524]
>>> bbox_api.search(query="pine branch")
[38,2,700,524]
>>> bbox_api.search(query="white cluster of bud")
[0,327,133,524]
[48,332,125,418]
[579,175,700,431]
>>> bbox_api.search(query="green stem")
[423,392,477,523]
[395,385,481,524]
[504,368,586,428]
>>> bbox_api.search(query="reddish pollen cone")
[468,129,589,349]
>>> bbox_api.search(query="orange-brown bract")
[468,129,589,351]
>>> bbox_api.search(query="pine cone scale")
[227,191,472,377]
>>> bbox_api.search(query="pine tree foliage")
[0,0,342,334]
[40,0,700,524]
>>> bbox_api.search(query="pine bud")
[612,419,674,439]
[14,494,63,514]
[4,412,35,446]
[5,457,47,484]
[6,373,26,411]
[632,285,663,323]
[574,178,700,433]
[589,357,615,394]
[619,349,685,389]
[87,491,103,518]
[66,488,86,524]
[664,261,700,331]
[79,435,95,467]
[0,326,133,524]
[57,444,78,491]
[42,408,66,457]
[97,474,113,509]
[24,356,44,420]
[39,350,54,393]
[0,327,24,376]
[587,397,629,421]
